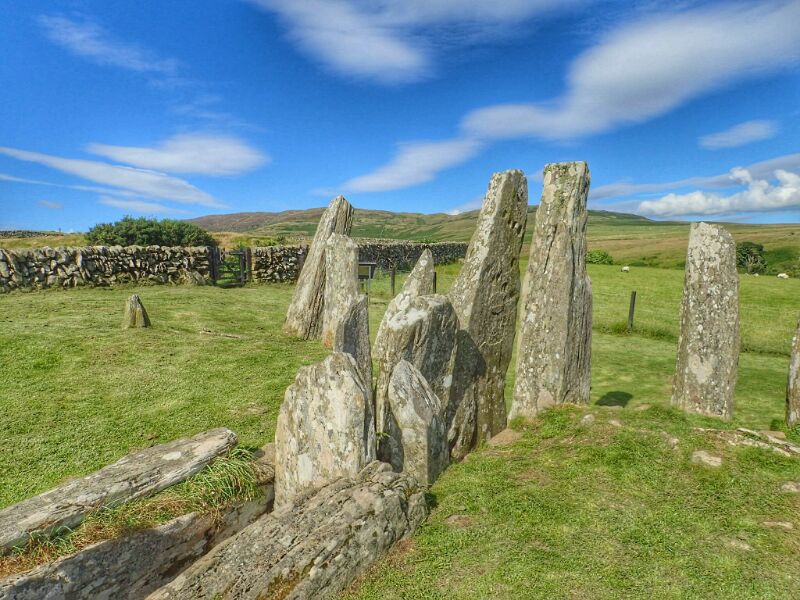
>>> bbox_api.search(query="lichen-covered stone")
[787,318,800,427]
[284,196,353,339]
[274,352,375,508]
[333,294,372,397]
[321,233,359,348]
[510,162,592,419]
[380,361,448,487]
[374,249,435,356]
[672,222,739,420]
[123,294,151,329]
[447,170,527,453]
[0,428,237,553]
[145,462,427,600]
[373,294,459,456]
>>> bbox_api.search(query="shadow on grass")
[597,391,633,407]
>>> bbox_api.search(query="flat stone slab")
[0,428,237,552]
[146,461,427,600]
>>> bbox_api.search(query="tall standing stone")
[274,352,375,508]
[786,318,800,427]
[671,222,739,420]
[510,162,592,419]
[447,170,528,453]
[321,233,359,348]
[284,196,353,340]
[381,360,448,486]
[122,294,151,329]
[333,294,372,397]
[374,249,435,356]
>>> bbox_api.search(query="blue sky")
[1,0,799,231]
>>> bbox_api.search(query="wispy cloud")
[638,168,800,217]
[0,146,221,207]
[98,196,189,215]
[38,15,179,75]
[37,200,63,210]
[86,134,269,176]
[462,1,800,141]
[699,119,779,150]
[342,138,482,192]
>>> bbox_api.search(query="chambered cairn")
[284,195,353,339]
[321,232,359,348]
[787,318,800,427]
[671,222,740,420]
[510,162,592,419]
[447,169,528,456]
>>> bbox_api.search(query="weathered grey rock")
[0,428,237,553]
[321,233,359,348]
[145,462,427,600]
[333,294,372,396]
[510,162,592,419]
[374,249,435,355]
[274,352,375,508]
[447,170,528,454]
[691,450,722,468]
[373,294,459,457]
[671,222,739,420]
[787,318,800,427]
[380,361,448,486]
[284,196,353,339]
[123,294,151,328]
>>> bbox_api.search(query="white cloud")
[699,120,778,149]
[86,134,269,176]
[445,197,483,215]
[250,0,581,83]
[462,1,800,140]
[38,15,179,75]
[0,172,150,198]
[37,200,63,210]
[0,147,221,207]
[638,168,800,217]
[98,196,189,215]
[342,138,482,192]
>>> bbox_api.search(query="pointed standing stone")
[672,222,739,420]
[122,294,151,329]
[381,360,448,486]
[284,196,353,340]
[374,249,435,356]
[510,162,592,420]
[321,233,360,348]
[447,170,528,453]
[333,294,372,399]
[274,352,375,508]
[786,318,800,427]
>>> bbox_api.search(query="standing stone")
[321,233,359,348]
[374,294,459,453]
[672,222,740,420]
[123,294,151,328]
[510,162,592,419]
[274,352,375,508]
[787,318,800,427]
[333,294,372,397]
[284,196,353,340]
[447,170,528,453]
[381,360,448,487]
[374,249,435,356]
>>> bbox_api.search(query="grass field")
[1,262,799,597]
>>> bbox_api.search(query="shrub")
[586,249,614,265]
[86,217,217,247]
[736,241,767,274]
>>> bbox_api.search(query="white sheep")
[777,273,790,279]
[621,266,630,273]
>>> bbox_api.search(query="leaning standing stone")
[374,249,435,356]
[333,294,372,397]
[671,222,739,419]
[274,352,375,508]
[787,318,800,427]
[123,294,151,328]
[510,162,592,419]
[381,360,448,487]
[447,170,528,452]
[284,195,353,339]
[321,233,359,348]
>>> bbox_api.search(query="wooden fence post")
[390,267,396,297]
[433,271,437,294]
[627,291,637,332]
